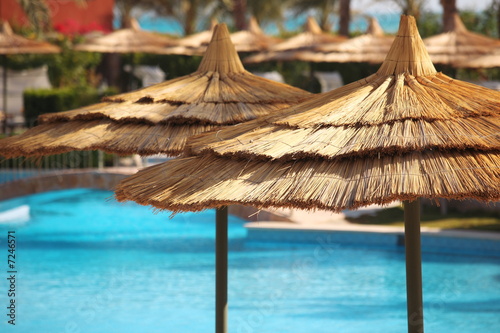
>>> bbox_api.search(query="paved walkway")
[247,204,500,241]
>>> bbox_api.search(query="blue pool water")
[0,189,499,333]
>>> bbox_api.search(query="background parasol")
[423,13,500,66]
[115,16,500,333]
[168,19,219,56]
[228,16,283,53]
[0,21,60,132]
[74,17,184,90]
[243,16,346,63]
[0,23,311,333]
[169,17,282,56]
[74,18,178,54]
[310,17,395,63]
[455,45,500,68]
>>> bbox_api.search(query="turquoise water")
[0,189,499,333]
[117,12,402,36]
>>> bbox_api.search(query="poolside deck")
[245,205,500,256]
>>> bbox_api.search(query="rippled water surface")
[0,189,499,333]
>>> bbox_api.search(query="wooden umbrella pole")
[403,199,424,333]
[215,206,228,333]
[2,54,7,134]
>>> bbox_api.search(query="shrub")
[23,86,118,127]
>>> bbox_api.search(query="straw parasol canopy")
[177,19,218,48]
[115,15,500,333]
[0,21,61,54]
[116,16,500,212]
[0,21,60,132]
[74,18,178,54]
[456,46,500,68]
[171,17,282,56]
[228,16,283,52]
[423,13,500,66]
[311,17,395,63]
[244,16,346,63]
[0,23,311,158]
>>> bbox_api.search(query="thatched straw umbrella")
[229,16,283,52]
[74,18,178,53]
[171,17,282,56]
[166,19,218,56]
[244,16,346,63]
[0,24,310,157]
[423,13,500,66]
[310,17,395,63]
[115,16,500,333]
[456,46,500,68]
[0,21,60,132]
[0,23,311,333]
[74,18,184,90]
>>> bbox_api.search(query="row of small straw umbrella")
[5,13,500,70]
[2,13,499,125]
[243,13,500,68]
[94,14,500,68]
[1,14,500,333]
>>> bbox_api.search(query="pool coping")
[244,221,500,257]
[244,221,500,240]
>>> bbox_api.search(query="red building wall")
[0,0,114,32]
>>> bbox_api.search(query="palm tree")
[216,0,288,33]
[289,0,337,31]
[16,0,87,35]
[232,0,247,30]
[384,0,425,20]
[440,0,457,32]
[339,0,350,36]
[246,0,288,29]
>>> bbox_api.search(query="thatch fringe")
[423,13,500,65]
[188,117,500,161]
[0,120,216,158]
[0,21,60,54]
[115,151,500,213]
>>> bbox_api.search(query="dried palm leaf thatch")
[74,18,178,54]
[272,16,345,52]
[311,17,395,63]
[0,23,311,158]
[170,17,282,56]
[115,16,500,213]
[423,13,500,66]
[162,19,218,56]
[228,17,283,52]
[456,46,500,68]
[0,21,60,54]
[243,16,346,63]
[115,151,500,213]
[178,19,218,48]
[0,120,216,157]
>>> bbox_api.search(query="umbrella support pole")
[404,199,424,333]
[216,206,228,333]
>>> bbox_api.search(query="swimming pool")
[0,189,499,333]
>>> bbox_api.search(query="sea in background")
[116,11,403,36]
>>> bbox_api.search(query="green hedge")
[23,86,118,127]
